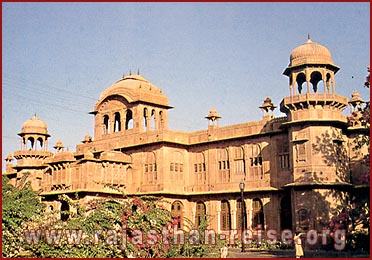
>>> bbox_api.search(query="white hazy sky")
[2,2,370,170]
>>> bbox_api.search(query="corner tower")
[280,37,351,231]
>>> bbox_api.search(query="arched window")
[159,111,164,129]
[298,208,310,230]
[236,199,247,231]
[310,71,322,93]
[171,201,184,229]
[194,152,206,185]
[125,110,133,130]
[170,151,184,181]
[195,202,206,228]
[252,198,264,229]
[326,73,331,91]
[37,137,43,150]
[296,73,306,94]
[151,109,156,130]
[114,112,121,132]
[60,201,70,221]
[218,148,230,183]
[103,115,110,134]
[234,147,245,175]
[143,108,148,131]
[249,144,262,179]
[221,200,231,231]
[27,137,35,150]
[144,152,157,184]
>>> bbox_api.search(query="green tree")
[2,173,45,257]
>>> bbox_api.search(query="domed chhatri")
[19,114,50,136]
[289,35,335,68]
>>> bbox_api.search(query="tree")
[329,67,370,251]
[2,173,45,257]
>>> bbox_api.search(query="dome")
[53,140,65,149]
[19,115,50,136]
[96,73,171,109]
[205,108,221,120]
[289,37,334,67]
[348,91,364,106]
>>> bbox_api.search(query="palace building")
[3,37,369,236]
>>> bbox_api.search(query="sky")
[2,2,370,171]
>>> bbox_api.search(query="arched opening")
[221,200,231,231]
[310,71,323,93]
[170,151,184,181]
[60,201,70,221]
[144,152,157,184]
[103,115,110,134]
[171,201,184,229]
[280,194,292,230]
[194,152,207,184]
[151,109,156,130]
[234,146,245,175]
[159,110,164,129]
[236,199,247,231]
[296,73,306,94]
[37,137,43,150]
[125,110,133,130]
[325,73,332,93]
[252,198,264,229]
[143,108,148,131]
[114,112,121,132]
[298,208,310,231]
[218,148,230,182]
[27,137,35,150]
[195,201,206,228]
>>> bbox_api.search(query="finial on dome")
[138,68,140,75]
[129,69,132,75]
[306,33,313,43]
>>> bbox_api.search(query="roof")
[289,37,334,67]
[18,115,50,136]
[95,74,172,110]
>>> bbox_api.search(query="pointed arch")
[37,137,44,150]
[236,199,247,231]
[195,201,206,228]
[103,115,110,134]
[27,137,35,150]
[171,201,184,229]
[125,110,133,130]
[143,108,148,131]
[218,148,230,182]
[252,198,264,229]
[310,71,323,93]
[151,109,156,130]
[296,73,306,94]
[114,112,121,132]
[221,200,231,231]
[144,152,157,184]
[60,201,70,221]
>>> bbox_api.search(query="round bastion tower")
[12,115,53,190]
[280,36,350,231]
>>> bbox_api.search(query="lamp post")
[239,181,245,252]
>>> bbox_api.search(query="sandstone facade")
[4,37,369,236]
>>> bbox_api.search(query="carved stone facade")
[4,37,369,235]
